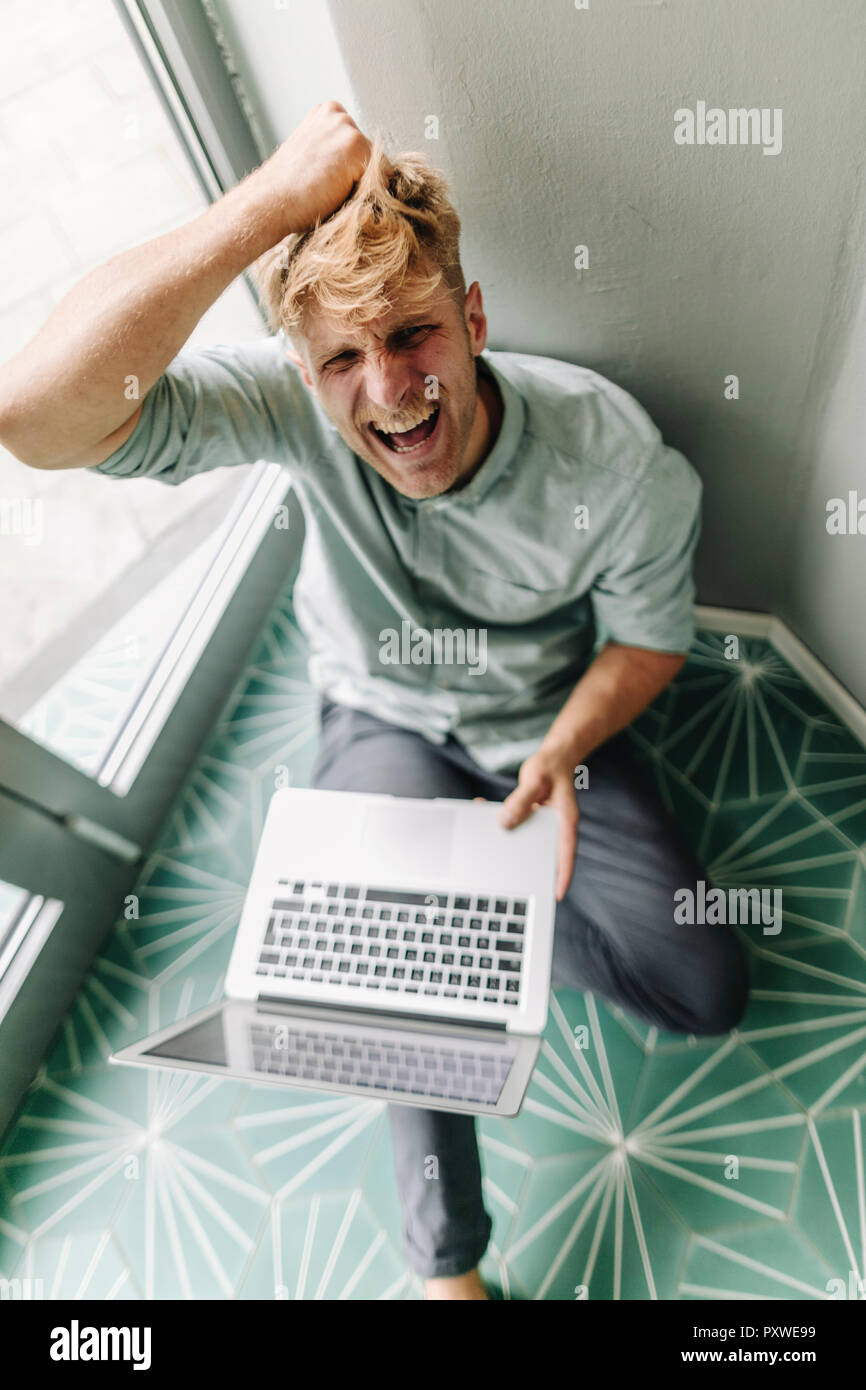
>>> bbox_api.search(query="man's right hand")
[249,102,373,240]
[0,102,373,470]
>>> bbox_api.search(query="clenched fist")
[250,101,373,239]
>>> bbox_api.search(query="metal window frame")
[99,462,292,796]
[0,788,141,1138]
[114,0,264,197]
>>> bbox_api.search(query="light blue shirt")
[92,336,702,774]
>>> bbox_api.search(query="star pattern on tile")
[1,618,864,1299]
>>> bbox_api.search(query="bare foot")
[424,1267,489,1300]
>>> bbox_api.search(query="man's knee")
[635,834,751,1036]
[665,925,751,1037]
[602,858,752,1037]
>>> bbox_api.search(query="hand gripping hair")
[252,134,465,341]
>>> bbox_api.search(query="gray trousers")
[310,697,750,1279]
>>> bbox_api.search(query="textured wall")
[215,0,866,702]
[210,0,354,150]
[788,257,866,702]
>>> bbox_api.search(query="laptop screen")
[143,1003,519,1110]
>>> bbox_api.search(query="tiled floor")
[0,601,864,1300]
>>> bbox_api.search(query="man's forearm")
[0,178,287,468]
[0,101,371,468]
[541,641,687,766]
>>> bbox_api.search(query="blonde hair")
[252,134,465,340]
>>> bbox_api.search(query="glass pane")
[0,0,269,778]
[0,877,38,983]
[0,877,28,943]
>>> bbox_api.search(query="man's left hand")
[498,747,579,901]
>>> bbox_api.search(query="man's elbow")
[613,643,688,688]
[0,395,138,470]
[647,648,689,681]
[1,360,52,464]
[0,389,48,468]
[0,431,60,470]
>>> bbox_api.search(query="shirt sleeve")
[88,333,332,486]
[590,442,702,654]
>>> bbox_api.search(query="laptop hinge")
[256,993,509,1032]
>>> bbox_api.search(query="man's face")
[287,274,489,500]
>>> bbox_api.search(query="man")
[0,102,749,1300]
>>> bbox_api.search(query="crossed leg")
[310,701,750,1286]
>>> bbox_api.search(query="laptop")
[111,787,559,1116]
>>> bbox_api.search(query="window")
[0,877,64,1020]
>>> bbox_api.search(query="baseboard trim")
[694,605,866,751]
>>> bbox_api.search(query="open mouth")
[368,403,441,456]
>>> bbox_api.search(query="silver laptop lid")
[226,790,559,1036]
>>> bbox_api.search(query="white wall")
[788,250,866,703]
[209,0,354,148]
[214,0,866,704]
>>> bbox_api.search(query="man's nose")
[363,352,414,411]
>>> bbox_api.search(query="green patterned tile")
[505,991,649,1158]
[0,1068,262,1273]
[792,1110,866,1290]
[0,605,864,1298]
[238,1191,412,1300]
[349,1116,410,1256]
[624,1044,806,1232]
[680,1222,838,1299]
[110,1123,270,1300]
[40,932,151,1079]
[232,1087,384,1199]
[505,1150,689,1299]
[122,851,247,983]
[3,1229,140,1300]
[640,636,812,805]
[743,942,866,1112]
[477,1127,536,1285]
[160,750,255,859]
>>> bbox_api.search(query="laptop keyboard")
[254,880,528,1008]
[249,1020,513,1105]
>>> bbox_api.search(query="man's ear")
[284,346,314,391]
[464,281,488,358]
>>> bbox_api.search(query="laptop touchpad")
[360,801,455,880]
